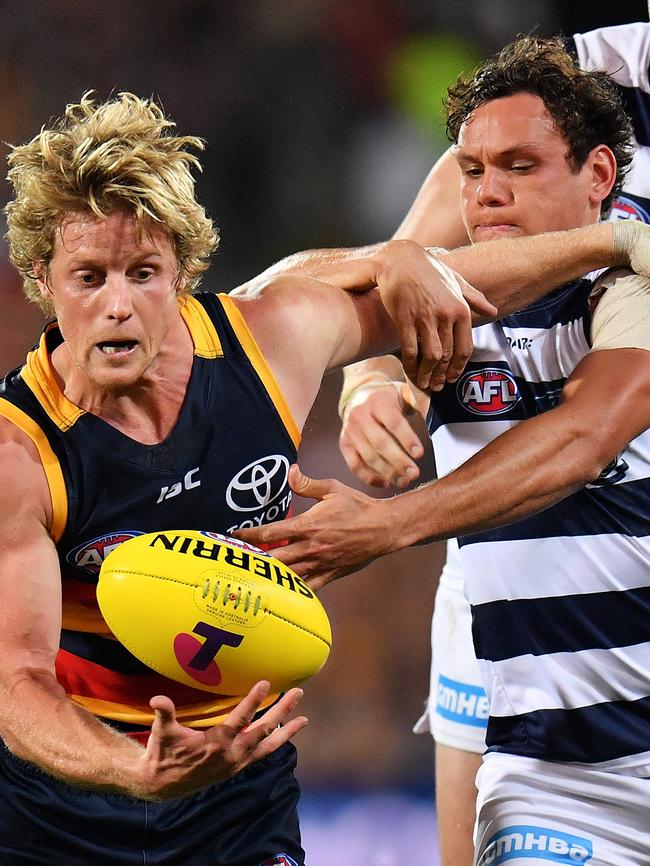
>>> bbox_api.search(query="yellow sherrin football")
[97,530,331,695]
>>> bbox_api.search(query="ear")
[173,273,189,298]
[33,262,53,302]
[585,145,617,209]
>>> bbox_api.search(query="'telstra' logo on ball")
[457,368,521,416]
[174,621,243,686]
[66,531,144,575]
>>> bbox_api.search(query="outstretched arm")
[236,344,650,589]
[338,220,650,486]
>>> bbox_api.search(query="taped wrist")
[611,221,650,276]
[338,374,405,421]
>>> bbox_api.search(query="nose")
[105,275,134,321]
[476,167,512,207]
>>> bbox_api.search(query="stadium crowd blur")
[0,0,645,800]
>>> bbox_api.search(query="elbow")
[569,432,623,489]
[0,658,61,700]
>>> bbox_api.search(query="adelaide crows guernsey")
[428,276,650,774]
[0,292,300,735]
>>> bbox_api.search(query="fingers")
[234,465,340,548]
[463,283,498,319]
[232,687,308,762]
[399,301,473,391]
[399,323,420,385]
[267,540,316,572]
[235,515,300,548]
[427,315,454,392]
[236,513,324,560]
[287,464,339,501]
[245,687,304,734]
[446,315,474,383]
[217,680,271,738]
[340,393,423,488]
[304,572,336,592]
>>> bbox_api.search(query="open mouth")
[97,340,138,355]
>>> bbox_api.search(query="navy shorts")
[0,740,303,866]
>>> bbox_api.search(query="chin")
[472,225,523,242]
[88,364,146,392]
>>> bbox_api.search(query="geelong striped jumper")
[572,22,650,224]
[427,276,650,773]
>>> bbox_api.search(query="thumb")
[147,695,179,755]
[149,695,177,729]
[288,463,338,501]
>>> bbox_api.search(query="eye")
[511,163,533,173]
[78,271,99,286]
[463,166,483,178]
[133,267,154,281]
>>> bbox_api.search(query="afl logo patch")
[609,195,650,224]
[226,455,290,513]
[200,530,272,557]
[457,368,521,416]
[66,531,144,575]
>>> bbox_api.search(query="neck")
[51,311,194,445]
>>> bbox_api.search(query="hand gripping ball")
[97,530,331,694]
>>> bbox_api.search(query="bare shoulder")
[0,413,52,534]
[230,272,362,367]
[229,274,374,430]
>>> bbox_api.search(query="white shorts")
[475,753,650,866]
[414,540,488,753]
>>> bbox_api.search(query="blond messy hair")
[5,91,219,310]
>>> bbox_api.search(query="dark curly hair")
[445,36,634,213]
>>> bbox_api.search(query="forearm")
[387,403,606,550]
[250,243,384,290]
[442,223,619,318]
[0,665,147,797]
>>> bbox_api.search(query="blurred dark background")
[0,2,645,860]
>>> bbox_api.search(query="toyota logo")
[226,455,290,512]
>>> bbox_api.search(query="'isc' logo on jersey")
[66,532,144,575]
[457,368,521,416]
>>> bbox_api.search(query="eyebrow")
[454,142,545,163]
[65,250,165,268]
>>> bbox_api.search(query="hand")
[340,381,424,488]
[235,464,395,590]
[139,682,307,800]
[376,240,497,391]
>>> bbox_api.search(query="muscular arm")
[0,423,143,787]
[237,347,650,587]
[0,420,306,799]
[390,347,650,547]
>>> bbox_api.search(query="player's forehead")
[54,210,173,262]
[455,92,566,161]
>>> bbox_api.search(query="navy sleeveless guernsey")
[0,292,300,736]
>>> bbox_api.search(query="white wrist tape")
[611,221,650,276]
[338,374,406,421]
